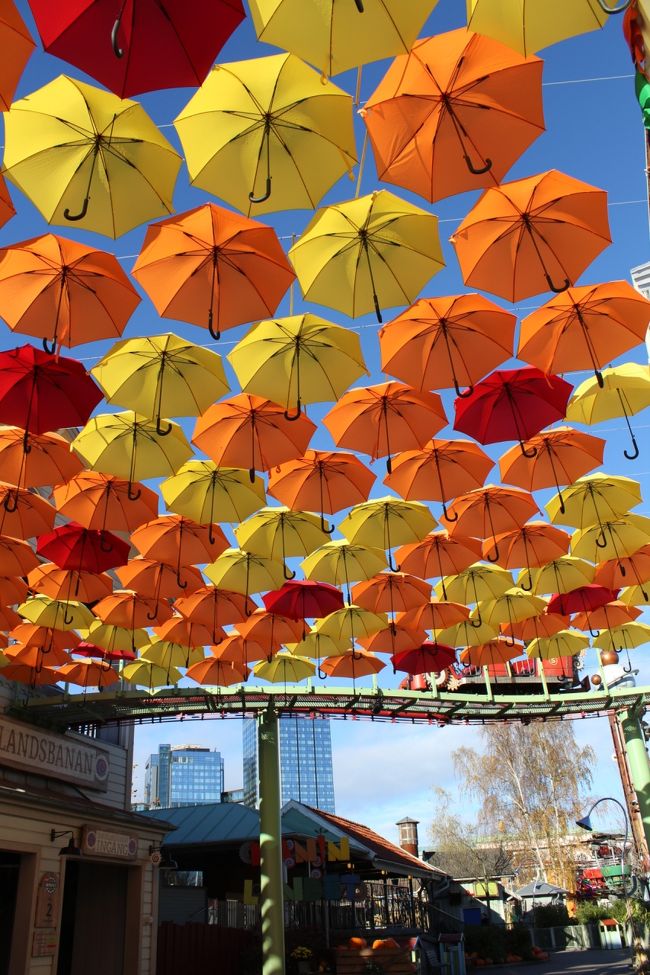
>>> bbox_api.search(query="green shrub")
[464,923,533,963]
[574,901,616,925]
[532,904,571,928]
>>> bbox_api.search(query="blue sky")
[4,1,649,844]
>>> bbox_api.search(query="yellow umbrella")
[71,411,192,496]
[301,540,387,599]
[234,507,329,564]
[438,619,499,647]
[466,0,609,57]
[85,621,150,653]
[546,473,642,528]
[91,334,229,432]
[161,461,266,526]
[593,622,650,651]
[174,53,356,216]
[313,605,387,641]
[289,190,444,322]
[248,0,436,77]
[441,563,513,606]
[253,652,315,683]
[204,548,288,597]
[566,363,650,461]
[476,588,547,627]
[339,496,436,570]
[140,640,205,670]
[619,585,650,607]
[227,314,367,418]
[570,515,650,563]
[525,630,589,659]
[286,631,350,660]
[4,75,181,238]
[17,594,93,631]
[525,556,595,595]
[122,660,182,689]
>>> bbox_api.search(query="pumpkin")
[348,937,367,950]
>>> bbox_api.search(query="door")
[0,853,20,975]
[57,860,128,975]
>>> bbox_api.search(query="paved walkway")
[495,949,631,975]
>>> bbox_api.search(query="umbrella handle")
[597,0,631,11]
[146,607,158,621]
[320,515,334,534]
[42,337,57,356]
[354,0,364,9]
[318,666,327,679]
[470,615,483,628]
[595,369,604,389]
[127,482,142,502]
[111,15,125,57]
[207,317,221,342]
[176,573,189,590]
[385,456,392,474]
[624,436,640,461]
[595,530,608,549]
[156,418,173,437]
[2,490,18,513]
[249,468,256,484]
[63,609,75,626]
[454,379,474,398]
[249,177,272,204]
[463,154,492,176]
[283,565,296,581]
[545,273,570,294]
[442,500,458,523]
[486,545,500,563]
[504,634,515,648]
[520,572,532,592]
[64,197,90,222]
[520,443,538,458]
[99,535,114,553]
[284,399,302,422]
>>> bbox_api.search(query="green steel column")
[258,706,286,975]
[620,708,650,852]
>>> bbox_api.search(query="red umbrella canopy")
[263,580,345,621]
[28,0,245,98]
[547,584,619,616]
[37,523,131,573]
[453,366,573,451]
[0,345,102,434]
[392,641,456,675]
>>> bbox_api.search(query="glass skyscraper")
[242,715,335,812]
[144,744,224,809]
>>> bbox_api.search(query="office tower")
[242,715,335,812]
[143,743,224,808]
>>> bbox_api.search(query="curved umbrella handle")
[486,546,500,563]
[320,514,334,534]
[386,455,392,474]
[176,573,188,590]
[442,502,458,523]
[207,316,221,342]
[249,177,272,205]
[454,379,474,398]
[42,337,57,356]
[617,561,627,578]
[595,369,604,389]
[111,15,125,57]
[248,468,256,484]
[595,531,608,549]
[156,418,173,437]
[2,490,18,513]
[63,609,75,626]
[597,0,631,11]
[284,399,302,422]
[318,666,327,679]
[624,436,640,461]
[283,565,296,581]
[127,482,141,502]
[504,634,515,648]
[519,573,532,592]
[64,197,90,222]
[470,614,483,628]
[208,526,218,546]
[520,443,538,459]
[545,273,570,294]
[354,0,364,9]
[463,154,492,176]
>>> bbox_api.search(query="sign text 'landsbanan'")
[0,716,110,791]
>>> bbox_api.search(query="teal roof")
[144,803,259,846]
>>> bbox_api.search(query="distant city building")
[222,787,245,804]
[144,744,224,809]
[242,715,335,812]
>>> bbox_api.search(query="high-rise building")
[242,715,335,812]
[144,744,224,809]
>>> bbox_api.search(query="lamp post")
[576,797,629,897]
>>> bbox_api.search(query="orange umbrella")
[396,531,483,595]
[52,471,158,532]
[0,427,83,489]
[379,294,515,396]
[115,558,204,601]
[268,449,375,531]
[351,572,431,615]
[401,599,469,634]
[237,609,304,649]
[0,175,14,231]
[499,426,605,506]
[363,28,544,204]
[193,393,316,481]
[131,515,228,575]
[211,634,268,666]
[9,623,80,651]
[0,533,39,576]
[27,564,113,604]
[594,544,650,594]
[0,483,55,539]
[445,486,539,541]
[57,660,119,689]
[175,586,255,628]
[153,614,225,648]
[482,522,571,581]
[451,170,611,302]
[357,623,424,655]
[501,612,568,642]
[320,650,385,679]
[460,638,523,667]
[385,438,493,519]
[93,590,173,628]
[186,657,249,686]
[0,575,27,605]
[0,663,60,686]
[5,641,71,668]
[322,382,446,473]
[132,202,295,341]
[518,281,650,385]
[0,605,20,630]
[0,1,34,112]
[572,601,641,633]
[0,233,140,352]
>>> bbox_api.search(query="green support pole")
[620,709,650,852]
[258,706,286,975]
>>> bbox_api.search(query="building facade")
[144,744,224,809]
[243,715,335,812]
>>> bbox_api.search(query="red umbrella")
[37,523,130,573]
[73,641,136,662]
[392,641,456,675]
[28,0,245,98]
[453,367,573,455]
[262,580,344,621]
[547,585,619,617]
[0,345,102,437]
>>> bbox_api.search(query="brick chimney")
[396,817,419,857]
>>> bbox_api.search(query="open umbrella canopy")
[37,523,130,573]
[396,531,482,587]
[546,473,642,528]
[351,572,432,615]
[320,650,385,679]
[262,580,344,621]
[340,497,436,556]
[313,605,387,642]
[268,450,375,526]
[385,438,493,519]
[0,0,34,111]
[28,563,113,604]
[115,557,205,601]
[186,657,249,687]
[0,484,56,540]
[482,522,570,573]
[52,470,158,532]
[235,507,329,562]
[0,426,83,489]
[466,0,609,57]
[477,587,547,627]
[131,514,228,568]
[161,460,266,527]
[57,660,119,689]
[175,585,255,627]
[594,545,650,592]
[525,630,589,660]
[499,427,605,494]
[444,485,539,541]
[153,614,224,648]
[0,534,40,576]
[301,541,388,593]
[93,590,173,629]
[547,584,619,616]
[593,622,650,652]
[237,609,304,649]
[122,660,182,689]
[528,556,595,596]
[566,363,650,460]
[392,641,456,675]
[401,598,469,634]
[570,514,650,563]
[572,601,641,631]
[17,594,94,631]
[253,652,315,683]
[204,548,288,597]
[460,637,523,667]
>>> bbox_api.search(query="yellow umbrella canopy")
[301,540,388,596]
[122,660,182,689]
[248,0,437,77]
[253,652,315,683]
[313,605,387,642]
[85,621,150,653]
[174,53,357,216]
[476,588,547,627]
[526,556,595,595]
[286,630,350,660]
[289,190,445,323]
[204,548,288,596]
[71,412,192,490]
[140,640,205,669]
[161,461,266,526]
[592,622,650,651]
[441,563,513,605]
[227,314,367,417]
[91,334,229,429]
[466,0,609,57]
[566,363,650,461]
[339,497,436,564]
[437,618,499,647]
[525,630,590,659]
[4,75,181,238]
[17,594,93,631]
[546,473,642,528]
[570,515,650,563]
[234,507,329,561]
[619,585,650,607]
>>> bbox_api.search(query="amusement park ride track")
[15,681,650,732]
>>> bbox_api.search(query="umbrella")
[211,634,269,666]
[9,623,80,652]
[442,562,513,608]
[116,558,204,601]
[501,611,569,642]
[121,660,181,689]
[0,0,34,110]
[358,622,425,655]
[193,394,316,483]
[153,615,224,648]
[401,599,469,634]
[392,642,456,675]
[140,640,204,670]
[18,594,94,631]
[28,0,244,98]
[268,449,375,531]
[547,585,619,617]
[0,427,82,489]
[466,0,609,57]
[205,548,287,599]
[175,585,255,627]
[37,523,130,573]
[565,363,650,461]
[4,75,181,237]
[0,175,14,230]
[286,630,349,665]
[253,653,315,683]
[314,606,387,642]
[482,522,570,589]
[0,484,55,539]
[594,545,650,595]
[573,601,641,632]
[444,486,538,549]
[396,532,482,596]
[351,573,431,615]
[132,202,295,341]
[301,541,387,599]
[0,233,140,353]
[262,580,344,621]
[450,170,611,302]
[320,651,385,679]
[131,515,228,578]
[52,470,158,532]
[0,576,27,604]
[593,622,650,652]
[525,631,589,660]
[58,660,119,689]
[379,294,515,397]
[529,557,595,596]
[620,584,650,606]
[91,334,229,432]
[0,663,60,686]
[248,0,435,77]
[385,438,493,520]
[186,657,249,686]
[6,642,71,669]
[460,638,523,668]
[237,609,304,649]
[477,588,547,629]
[86,620,150,654]
[93,590,173,629]
[499,427,605,507]
[518,281,650,386]
[289,190,444,323]
[0,345,102,436]
[0,606,21,630]
[571,514,650,563]
[439,618,499,647]
[0,534,39,576]
[546,473,642,531]
[362,28,544,203]
[228,314,367,419]
[235,507,329,567]
[339,497,436,570]
[174,53,356,215]
[322,382,447,473]
[72,411,192,496]
[453,367,573,455]
[28,564,113,604]
[161,461,266,530]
